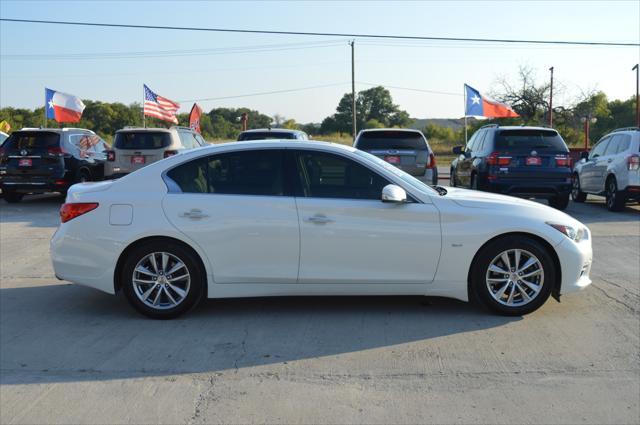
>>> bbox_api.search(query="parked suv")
[0,128,108,203]
[572,127,640,211]
[353,129,438,185]
[450,125,572,209]
[105,126,206,178]
[237,128,309,141]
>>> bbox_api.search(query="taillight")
[164,150,178,158]
[47,146,66,156]
[487,152,511,166]
[426,152,437,169]
[60,203,99,223]
[555,155,572,167]
[628,154,640,171]
[106,150,116,161]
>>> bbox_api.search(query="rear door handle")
[180,208,209,219]
[305,214,333,224]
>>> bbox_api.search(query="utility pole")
[548,66,554,127]
[350,40,356,141]
[633,64,639,127]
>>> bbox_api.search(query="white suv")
[572,127,640,211]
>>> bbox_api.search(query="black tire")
[548,193,570,210]
[76,169,91,183]
[450,168,457,187]
[605,176,626,212]
[431,167,438,186]
[121,240,205,319]
[3,191,24,203]
[470,235,555,316]
[471,173,479,190]
[571,173,587,203]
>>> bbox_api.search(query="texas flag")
[465,84,519,118]
[45,88,86,123]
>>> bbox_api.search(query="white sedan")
[51,141,593,319]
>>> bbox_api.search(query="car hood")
[443,187,584,227]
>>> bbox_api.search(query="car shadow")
[0,194,63,228]
[564,198,640,224]
[0,283,520,385]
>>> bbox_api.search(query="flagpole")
[142,85,146,128]
[463,84,468,145]
[43,88,47,128]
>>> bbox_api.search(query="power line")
[1,40,346,60]
[1,18,638,47]
[177,82,349,102]
[359,82,462,97]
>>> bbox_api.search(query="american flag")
[144,84,180,124]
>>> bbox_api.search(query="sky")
[1,0,639,124]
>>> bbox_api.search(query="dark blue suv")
[450,125,572,209]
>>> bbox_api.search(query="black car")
[450,125,572,209]
[0,128,109,203]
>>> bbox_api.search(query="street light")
[580,115,597,150]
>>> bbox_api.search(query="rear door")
[113,131,171,173]
[1,131,65,182]
[292,149,441,284]
[162,149,300,284]
[355,131,429,177]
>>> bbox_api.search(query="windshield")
[238,132,297,141]
[3,131,60,150]
[495,129,568,151]
[353,149,438,196]
[114,132,172,150]
[356,131,427,151]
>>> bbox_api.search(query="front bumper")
[555,234,593,295]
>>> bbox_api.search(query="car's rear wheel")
[548,193,570,210]
[571,174,587,203]
[76,169,91,183]
[450,168,457,187]
[605,176,626,212]
[3,190,24,203]
[121,240,205,319]
[470,236,555,316]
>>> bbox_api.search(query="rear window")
[356,131,427,151]
[114,132,171,150]
[3,132,60,150]
[495,130,568,152]
[237,132,297,141]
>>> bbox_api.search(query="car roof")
[184,140,354,155]
[488,126,558,132]
[16,127,95,134]
[359,128,423,134]
[116,127,173,133]
[239,128,305,134]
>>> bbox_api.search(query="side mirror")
[452,146,463,155]
[580,151,589,160]
[381,184,407,203]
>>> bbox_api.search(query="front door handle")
[180,208,209,219]
[305,214,333,224]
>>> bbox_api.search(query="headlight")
[547,222,587,242]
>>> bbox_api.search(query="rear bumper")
[487,179,571,198]
[0,178,70,194]
[625,185,640,200]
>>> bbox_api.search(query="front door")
[293,149,441,284]
[162,149,300,284]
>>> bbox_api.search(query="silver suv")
[105,126,206,178]
[572,127,640,211]
[354,128,438,185]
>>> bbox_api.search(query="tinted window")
[114,132,171,150]
[466,131,479,152]
[356,131,427,151]
[475,131,488,152]
[168,150,284,196]
[590,137,610,158]
[495,129,568,151]
[296,151,389,199]
[4,132,60,151]
[238,131,297,141]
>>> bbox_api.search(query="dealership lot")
[1,186,639,424]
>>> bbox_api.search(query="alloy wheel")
[485,249,544,307]
[132,252,191,310]
[607,180,616,209]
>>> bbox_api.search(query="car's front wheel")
[3,190,24,203]
[571,174,587,203]
[470,236,555,316]
[121,240,205,319]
